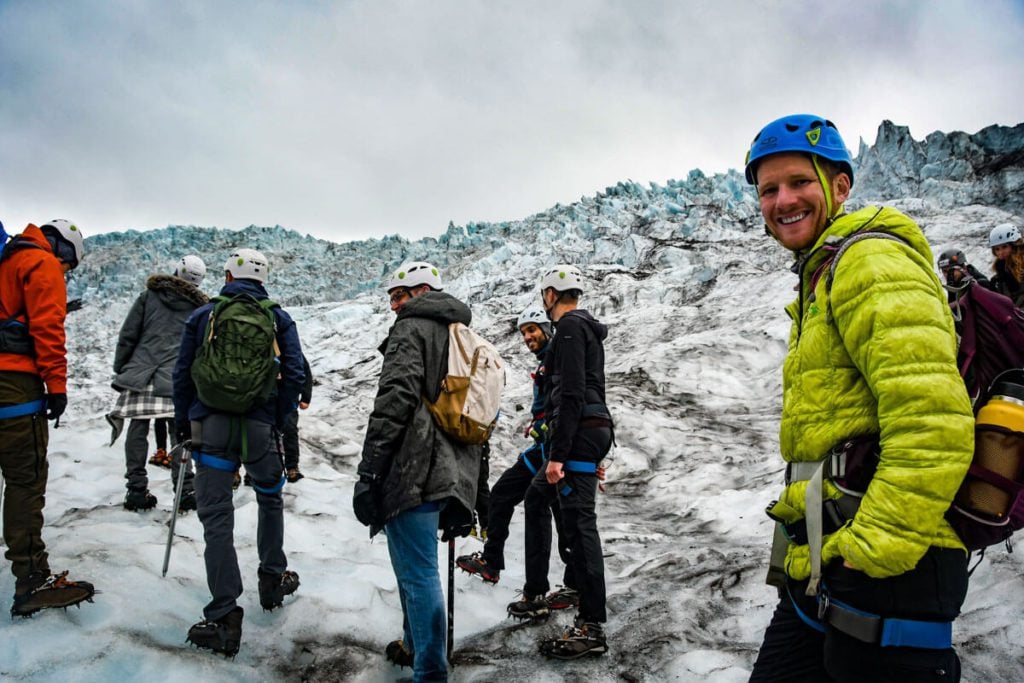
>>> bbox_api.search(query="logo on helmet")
[806,128,821,146]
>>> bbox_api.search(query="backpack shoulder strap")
[822,230,912,323]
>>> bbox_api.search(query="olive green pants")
[0,371,50,590]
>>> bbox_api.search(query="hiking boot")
[286,467,304,483]
[545,586,579,610]
[178,491,197,513]
[11,570,96,617]
[124,488,158,511]
[258,568,300,611]
[507,593,549,620]
[385,639,414,668]
[456,552,499,584]
[148,448,172,468]
[232,471,241,490]
[187,606,243,657]
[539,621,608,660]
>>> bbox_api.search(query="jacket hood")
[396,291,471,326]
[147,274,209,310]
[1,224,56,262]
[558,309,608,341]
[218,279,270,300]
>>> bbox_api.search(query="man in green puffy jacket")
[745,115,974,682]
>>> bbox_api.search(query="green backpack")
[191,294,281,414]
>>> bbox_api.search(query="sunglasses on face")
[389,289,411,305]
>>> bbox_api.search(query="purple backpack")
[950,281,1024,400]
[946,282,1024,551]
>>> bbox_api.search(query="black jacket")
[113,275,208,396]
[544,309,611,462]
[991,261,1024,306]
[357,291,481,535]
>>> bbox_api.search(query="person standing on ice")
[110,254,208,513]
[353,261,480,681]
[173,248,304,657]
[458,305,580,611]
[937,247,990,300]
[745,114,974,682]
[510,266,613,660]
[0,219,96,617]
[988,223,1024,306]
[280,353,312,483]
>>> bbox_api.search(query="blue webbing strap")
[563,460,597,473]
[253,475,287,495]
[193,452,237,472]
[0,400,46,420]
[881,617,953,649]
[521,444,544,475]
[786,584,826,634]
[826,594,953,649]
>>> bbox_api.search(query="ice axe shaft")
[447,538,455,665]
[161,440,191,577]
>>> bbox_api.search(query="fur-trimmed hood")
[146,274,208,310]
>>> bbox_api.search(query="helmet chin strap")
[811,155,844,228]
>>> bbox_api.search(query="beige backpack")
[426,322,505,444]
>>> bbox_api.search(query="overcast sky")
[2,0,1022,243]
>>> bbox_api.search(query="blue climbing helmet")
[744,114,854,187]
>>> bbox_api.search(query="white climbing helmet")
[990,224,1022,248]
[175,254,207,286]
[40,219,84,267]
[386,261,443,292]
[517,305,553,338]
[224,249,270,283]
[539,264,584,294]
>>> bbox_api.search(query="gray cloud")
[1,0,1021,242]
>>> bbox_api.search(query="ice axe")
[161,440,191,577]
[447,538,455,666]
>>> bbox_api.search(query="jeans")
[386,507,447,683]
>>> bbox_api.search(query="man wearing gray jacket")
[353,261,480,682]
[112,255,207,511]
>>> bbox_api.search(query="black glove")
[175,419,192,444]
[65,298,84,313]
[352,475,382,528]
[441,522,474,543]
[46,393,67,420]
[439,503,474,542]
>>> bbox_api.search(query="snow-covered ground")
[4,121,1024,681]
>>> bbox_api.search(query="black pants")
[524,426,611,623]
[194,414,287,620]
[483,446,571,583]
[154,417,172,451]
[750,547,968,682]
[281,410,300,469]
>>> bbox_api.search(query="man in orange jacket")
[0,219,95,617]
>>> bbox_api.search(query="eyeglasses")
[389,289,411,305]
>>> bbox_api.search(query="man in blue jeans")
[353,261,481,682]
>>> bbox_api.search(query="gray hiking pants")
[124,418,193,494]
[194,414,287,620]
